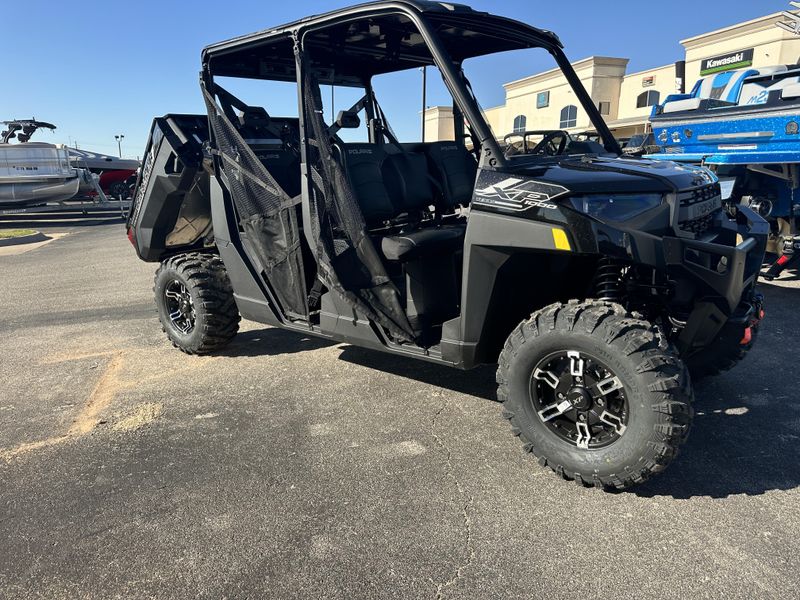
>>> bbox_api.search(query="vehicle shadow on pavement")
[220,327,337,357]
[337,345,499,402]
[633,396,800,499]
[636,283,800,499]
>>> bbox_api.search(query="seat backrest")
[337,143,395,225]
[422,142,477,209]
[234,109,301,198]
[740,74,800,106]
[257,150,301,198]
[382,149,436,214]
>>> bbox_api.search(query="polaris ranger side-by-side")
[127,1,767,490]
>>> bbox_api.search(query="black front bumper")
[663,205,768,356]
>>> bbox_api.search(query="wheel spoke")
[168,309,183,321]
[596,376,623,396]
[599,410,627,435]
[538,399,572,422]
[568,351,584,378]
[575,421,591,449]
[534,368,561,389]
[165,289,182,301]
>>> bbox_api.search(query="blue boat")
[647,66,800,278]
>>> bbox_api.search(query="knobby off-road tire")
[496,300,693,490]
[686,323,758,382]
[154,253,240,355]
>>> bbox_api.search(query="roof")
[202,1,562,85]
[680,12,790,47]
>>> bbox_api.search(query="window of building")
[559,105,578,129]
[636,90,661,109]
[512,114,527,133]
[536,91,550,109]
[598,101,611,115]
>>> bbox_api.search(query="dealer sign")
[700,48,754,76]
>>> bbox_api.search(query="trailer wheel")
[496,300,693,490]
[108,181,131,199]
[154,253,240,355]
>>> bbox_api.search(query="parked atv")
[127,1,767,490]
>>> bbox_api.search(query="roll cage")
[200,0,622,160]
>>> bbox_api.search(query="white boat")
[0,120,81,207]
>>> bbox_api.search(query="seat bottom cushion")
[380,224,465,262]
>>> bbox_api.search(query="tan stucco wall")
[617,64,678,121]
[501,57,628,136]
[683,13,800,82]
[423,106,456,143]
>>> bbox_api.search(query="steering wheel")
[530,132,568,157]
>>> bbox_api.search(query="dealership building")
[424,11,800,142]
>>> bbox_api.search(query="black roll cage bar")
[200,1,622,168]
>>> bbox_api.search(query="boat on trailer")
[0,120,80,207]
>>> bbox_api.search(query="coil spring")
[594,258,626,302]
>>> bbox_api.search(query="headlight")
[569,193,663,222]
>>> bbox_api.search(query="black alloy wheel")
[164,279,196,335]
[529,350,628,450]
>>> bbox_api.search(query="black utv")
[127,1,767,490]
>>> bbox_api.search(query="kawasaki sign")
[700,49,754,76]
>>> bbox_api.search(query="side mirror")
[335,110,361,129]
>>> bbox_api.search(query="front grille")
[680,213,714,235]
[677,183,721,237]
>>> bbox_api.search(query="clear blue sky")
[0,0,790,158]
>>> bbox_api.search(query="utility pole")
[115,134,125,158]
[421,66,427,142]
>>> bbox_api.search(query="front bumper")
[663,204,767,314]
[582,203,768,357]
[663,205,768,356]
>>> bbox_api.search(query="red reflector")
[778,255,791,266]
[126,227,136,247]
[740,327,753,345]
[759,310,765,320]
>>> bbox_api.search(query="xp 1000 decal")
[473,176,569,212]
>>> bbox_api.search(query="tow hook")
[740,298,765,345]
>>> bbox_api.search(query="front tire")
[154,253,240,355]
[497,301,693,490]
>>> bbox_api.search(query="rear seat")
[422,142,477,210]
[337,142,472,263]
[238,107,301,198]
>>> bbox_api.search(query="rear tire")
[154,253,240,355]
[496,300,693,490]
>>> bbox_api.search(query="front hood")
[503,155,715,195]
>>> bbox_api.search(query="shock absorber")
[594,258,626,302]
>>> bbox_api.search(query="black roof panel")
[203,1,561,85]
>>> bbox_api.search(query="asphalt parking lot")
[1,220,799,599]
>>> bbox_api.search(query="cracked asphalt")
[1,219,800,599]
